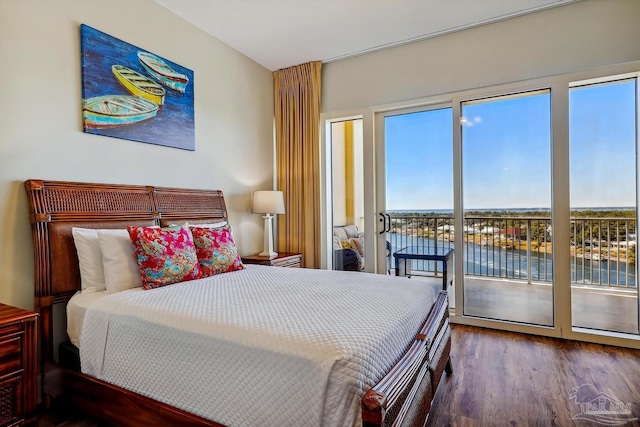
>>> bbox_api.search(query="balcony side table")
[394,246,454,291]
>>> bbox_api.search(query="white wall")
[322,0,640,113]
[0,0,274,310]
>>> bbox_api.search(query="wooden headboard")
[24,179,228,361]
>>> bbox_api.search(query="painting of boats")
[137,51,189,93]
[83,95,159,129]
[112,65,165,105]
[80,24,194,150]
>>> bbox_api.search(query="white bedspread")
[80,265,436,427]
[67,290,108,347]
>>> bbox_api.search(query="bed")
[25,179,452,427]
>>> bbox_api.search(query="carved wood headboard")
[24,179,228,361]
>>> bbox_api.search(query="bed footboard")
[362,291,451,427]
[44,361,223,427]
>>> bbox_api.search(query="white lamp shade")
[252,191,285,215]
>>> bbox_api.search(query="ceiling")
[155,0,580,72]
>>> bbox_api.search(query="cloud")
[461,116,482,127]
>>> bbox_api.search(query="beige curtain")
[273,61,322,268]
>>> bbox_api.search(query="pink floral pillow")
[190,225,244,277]
[127,225,201,290]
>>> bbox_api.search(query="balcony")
[387,213,638,335]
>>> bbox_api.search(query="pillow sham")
[97,229,144,293]
[72,227,106,293]
[127,225,202,290]
[190,225,244,277]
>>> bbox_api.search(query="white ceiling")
[155,0,580,71]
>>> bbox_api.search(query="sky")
[385,79,637,211]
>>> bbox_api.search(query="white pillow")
[72,228,106,293]
[96,229,143,293]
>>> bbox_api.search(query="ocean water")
[388,233,636,287]
[389,207,636,214]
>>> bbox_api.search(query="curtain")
[273,61,322,268]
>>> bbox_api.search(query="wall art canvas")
[80,24,195,150]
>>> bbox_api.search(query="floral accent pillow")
[190,225,244,277]
[127,225,201,290]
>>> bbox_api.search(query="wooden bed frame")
[25,179,452,427]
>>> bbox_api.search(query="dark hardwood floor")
[427,325,640,427]
[38,324,640,426]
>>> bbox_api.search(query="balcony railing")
[387,214,636,288]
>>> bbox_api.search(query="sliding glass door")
[330,119,365,271]
[326,63,640,348]
[461,90,554,326]
[569,77,639,336]
[381,107,454,299]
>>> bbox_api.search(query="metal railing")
[387,214,636,288]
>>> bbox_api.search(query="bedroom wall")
[0,0,274,311]
[322,0,640,113]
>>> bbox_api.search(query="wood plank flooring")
[427,325,640,427]
[38,324,640,426]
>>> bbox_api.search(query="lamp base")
[261,214,277,259]
[258,250,278,259]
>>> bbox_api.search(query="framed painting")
[80,24,195,151]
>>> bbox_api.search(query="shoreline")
[390,229,634,264]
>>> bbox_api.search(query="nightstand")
[0,304,38,426]
[242,252,303,268]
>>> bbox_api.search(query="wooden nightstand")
[0,304,38,426]
[242,252,303,268]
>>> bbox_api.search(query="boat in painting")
[137,51,189,93]
[83,95,159,129]
[112,65,166,105]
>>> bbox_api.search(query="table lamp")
[252,190,285,258]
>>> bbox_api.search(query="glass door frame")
[568,74,640,336]
[320,114,364,272]
[374,102,454,278]
[320,61,640,350]
[458,88,555,327]
[374,87,566,341]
